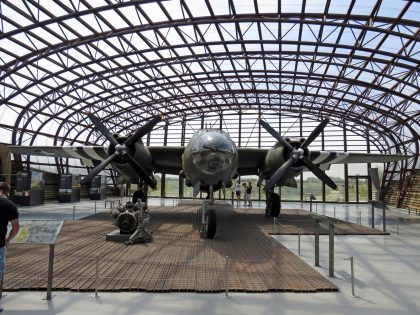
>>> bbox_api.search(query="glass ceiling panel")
[0,0,417,174]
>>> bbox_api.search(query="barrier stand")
[224,256,230,298]
[371,204,375,228]
[72,206,76,220]
[334,206,336,218]
[329,223,335,277]
[46,244,55,300]
[91,254,101,298]
[345,256,356,297]
[312,214,338,277]
[298,231,301,256]
[314,219,320,267]
[94,202,97,214]
[382,204,386,232]
[358,211,361,225]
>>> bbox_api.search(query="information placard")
[10,220,63,245]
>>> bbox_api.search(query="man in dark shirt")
[0,182,19,313]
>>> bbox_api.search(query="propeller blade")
[124,115,163,147]
[193,180,201,199]
[302,156,338,190]
[81,152,118,184]
[259,119,294,151]
[265,157,296,192]
[124,153,157,189]
[300,117,329,149]
[88,114,120,147]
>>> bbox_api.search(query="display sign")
[9,220,63,245]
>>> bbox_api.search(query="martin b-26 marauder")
[9,115,408,239]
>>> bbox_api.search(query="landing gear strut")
[266,192,281,218]
[200,185,217,239]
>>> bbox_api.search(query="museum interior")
[0,1,419,314]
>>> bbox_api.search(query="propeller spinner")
[81,114,162,188]
[259,117,338,192]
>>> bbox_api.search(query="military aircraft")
[9,114,408,239]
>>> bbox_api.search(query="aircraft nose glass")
[193,150,234,174]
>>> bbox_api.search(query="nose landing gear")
[199,185,217,239]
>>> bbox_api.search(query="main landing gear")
[266,192,281,218]
[199,185,217,239]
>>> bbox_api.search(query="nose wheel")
[200,200,217,239]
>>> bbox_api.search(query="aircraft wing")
[236,148,407,176]
[309,151,408,167]
[237,147,268,175]
[148,146,185,175]
[8,145,185,175]
[8,145,108,162]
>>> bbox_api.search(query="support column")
[299,114,303,202]
[366,130,373,201]
[343,121,349,203]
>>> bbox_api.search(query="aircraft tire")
[206,209,217,239]
[268,193,281,218]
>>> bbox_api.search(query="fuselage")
[182,129,238,192]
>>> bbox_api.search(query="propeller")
[260,117,338,192]
[81,114,162,188]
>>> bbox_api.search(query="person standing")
[235,182,241,207]
[242,182,247,206]
[0,182,20,313]
[246,182,253,206]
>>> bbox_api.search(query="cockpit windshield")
[192,130,236,174]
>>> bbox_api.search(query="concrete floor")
[1,198,420,314]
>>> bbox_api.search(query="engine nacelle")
[109,140,154,183]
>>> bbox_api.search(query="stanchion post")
[314,219,320,267]
[46,244,55,300]
[329,223,335,277]
[358,211,361,225]
[224,256,230,298]
[371,203,375,228]
[72,206,76,220]
[350,256,355,297]
[298,231,301,256]
[94,201,97,214]
[92,254,101,298]
[383,204,386,232]
[334,206,336,218]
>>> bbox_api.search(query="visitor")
[235,181,241,207]
[0,182,20,313]
[246,182,253,206]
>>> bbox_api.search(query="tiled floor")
[1,198,419,314]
